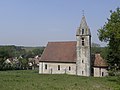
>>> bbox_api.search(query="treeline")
[91,42,107,59]
[0,45,45,70]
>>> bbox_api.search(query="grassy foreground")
[0,70,120,90]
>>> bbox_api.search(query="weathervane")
[82,10,84,16]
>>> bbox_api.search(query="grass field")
[0,70,120,90]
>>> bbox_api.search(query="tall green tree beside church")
[98,7,120,70]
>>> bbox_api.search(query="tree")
[98,7,120,70]
[32,47,45,56]
[0,45,27,70]
[19,58,28,70]
[91,42,101,54]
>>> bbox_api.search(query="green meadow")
[0,70,120,90]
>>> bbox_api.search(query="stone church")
[39,15,108,77]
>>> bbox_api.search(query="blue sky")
[0,0,120,46]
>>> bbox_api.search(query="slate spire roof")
[76,15,91,36]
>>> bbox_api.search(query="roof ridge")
[48,41,76,43]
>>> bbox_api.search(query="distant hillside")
[22,46,45,52]
[0,45,45,58]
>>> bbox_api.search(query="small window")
[45,64,47,69]
[82,71,84,75]
[82,60,84,63]
[82,38,84,46]
[58,65,60,70]
[82,38,84,40]
[82,29,84,34]
[102,72,104,76]
[69,66,71,71]
[82,41,84,46]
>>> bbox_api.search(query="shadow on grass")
[107,77,117,82]
[107,76,120,85]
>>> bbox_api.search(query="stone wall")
[39,62,76,75]
[94,67,108,77]
[76,35,91,76]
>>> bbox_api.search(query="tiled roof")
[40,41,77,63]
[94,54,108,67]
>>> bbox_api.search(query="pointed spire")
[76,15,91,36]
[80,15,88,29]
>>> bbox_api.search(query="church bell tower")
[76,15,91,76]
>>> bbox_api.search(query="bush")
[108,70,115,76]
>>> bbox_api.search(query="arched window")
[82,29,84,34]
[45,64,47,69]
[102,72,104,76]
[69,66,71,71]
[58,65,60,70]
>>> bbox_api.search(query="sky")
[0,0,120,47]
